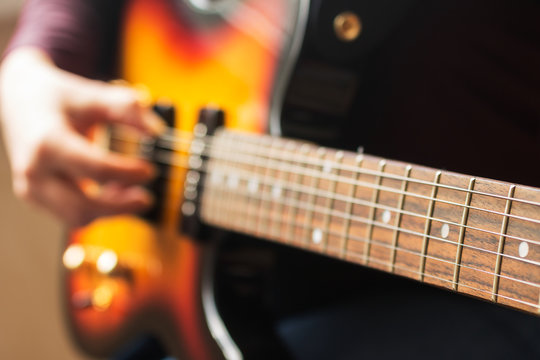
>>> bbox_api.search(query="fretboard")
[196,129,540,315]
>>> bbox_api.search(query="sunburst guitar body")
[63,0,305,359]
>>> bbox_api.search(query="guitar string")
[130,141,540,248]
[203,140,540,225]
[212,154,540,246]
[213,131,540,207]
[146,146,540,250]
[154,150,540,273]
[204,190,540,309]
[111,129,540,209]
[113,134,540,251]
[109,134,540,267]
[167,129,540,208]
[200,172,540,270]
[110,133,540,236]
[169,128,540,208]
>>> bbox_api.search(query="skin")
[0,47,165,227]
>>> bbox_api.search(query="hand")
[0,48,164,227]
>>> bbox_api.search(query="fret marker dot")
[272,185,282,198]
[382,210,391,224]
[441,223,450,239]
[312,229,323,244]
[248,178,259,193]
[519,242,529,258]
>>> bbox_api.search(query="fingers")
[23,174,152,227]
[49,131,155,185]
[10,128,156,225]
[2,54,160,226]
[64,79,166,135]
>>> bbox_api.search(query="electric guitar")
[62,0,540,359]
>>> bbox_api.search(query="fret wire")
[419,171,442,281]
[340,155,363,259]
[235,136,252,232]
[197,158,540,249]
[452,178,476,291]
[303,149,325,247]
[200,173,540,267]
[208,135,223,225]
[176,153,540,256]
[238,136,537,206]
[220,135,236,228]
[492,185,516,302]
[321,151,343,253]
[218,135,231,226]
[262,139,280,237]
[227,134,243,230]
[390,165,411,273]
[140,144,540,226]
[286,144,309,244]
[203,190,540,292]
[255,137,277,237]
[364,161,386,265]
[224,135,238,228]
[272,141,295,242]
[242,137,264,235]
[133,130,540,208]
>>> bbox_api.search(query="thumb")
[63,79,166,135]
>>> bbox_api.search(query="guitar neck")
[197,129,540,315]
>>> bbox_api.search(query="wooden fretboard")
[194,129,540,314]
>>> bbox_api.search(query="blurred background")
[0,1,89,358]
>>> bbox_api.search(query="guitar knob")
[96,250,118,274]
[91,285,114,311]
[334,12,362,42]
[63,244,86,270]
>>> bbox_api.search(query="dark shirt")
[6,0,123,78]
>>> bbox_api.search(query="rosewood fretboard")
[187,129,540,315]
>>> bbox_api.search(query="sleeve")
[4,0,124,79]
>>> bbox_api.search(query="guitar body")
[63,0,540,359]
[64,0,304,358]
